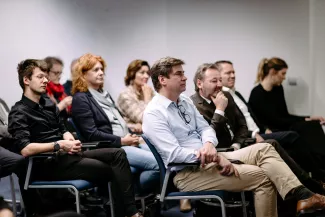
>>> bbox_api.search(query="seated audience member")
[191,63,325,194]
[63,59,78,96]
[8,59,143,217]
[0,196,13,217]
[71,53,159,193]
[216,60,325,180]
[248,57,325,156]
[142,56,325,217]
[0,103,24,178]
[117,60,191,211]
[44,57,72,115]
[117,60,154,133]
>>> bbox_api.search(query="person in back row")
[71,53,159,194]
[117,59,192,212]
[142,56,325,217]
[215,60,325,180]
[191,62,325,194]
[248,57,325,159]
[117,60,154,133]
[63,58,78,96]
[8,59,142,217]
[44,57,72,119]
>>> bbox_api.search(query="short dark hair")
[44,56,64,71]
[125,60,150,86]
[193,63,219,92]
[149,57,185,91]
[17,59,48,90]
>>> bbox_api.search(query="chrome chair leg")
[108,182,115,217]
[241,192,247,217]
[10,174,17,216]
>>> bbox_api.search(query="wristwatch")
[53,141,60,152]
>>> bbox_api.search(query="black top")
[234,91,266,134]
[63,80,72,96]
[248,84,307,131]
[8,95,67,153]
[71,91,122,147]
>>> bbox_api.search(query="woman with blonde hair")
[249,57,325,164]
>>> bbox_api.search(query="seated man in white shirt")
[216,60,325,181]
[142,57,325,217]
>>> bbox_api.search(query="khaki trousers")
[174,143,302,217]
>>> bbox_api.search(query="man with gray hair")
[143,57,325,217]
[191,63,325,195]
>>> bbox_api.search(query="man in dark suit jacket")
[190,84,248,149]
[191,63,325,194]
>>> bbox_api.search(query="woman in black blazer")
[71,54,159,196]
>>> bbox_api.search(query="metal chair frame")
[142,135,248,217]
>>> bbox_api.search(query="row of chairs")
[1,116,249,217]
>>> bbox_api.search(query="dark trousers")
[290,120,325,155]
[0,146,24,178]
[261,131,325,180]
[18,148,137,217]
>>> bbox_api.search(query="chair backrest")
[0,98,9,126]
[67,118,85,141]
[142,135,167,190]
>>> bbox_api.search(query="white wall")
[0,0,103,106]
[0,0,322,117]
[310,0,325,118]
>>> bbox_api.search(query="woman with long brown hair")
[117,60,154,133]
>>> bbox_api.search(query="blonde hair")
[256,57,288,83]
[71,53,106,94]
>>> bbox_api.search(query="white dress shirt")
[143,93,218,168]
[222,86,260,138]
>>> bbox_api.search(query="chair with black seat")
[142,134,248,217]
[23,148,114,216]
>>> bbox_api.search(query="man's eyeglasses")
[177,104,191,124]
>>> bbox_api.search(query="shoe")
[180,199,192,212]
[297,194,325,215]
[80,194,103,205]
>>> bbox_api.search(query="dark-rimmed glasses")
[177,104,191,124]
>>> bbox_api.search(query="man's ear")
[158,75,167,87]
[197,79,203,90]
[23,76,30,87]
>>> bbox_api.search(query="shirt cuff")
[251,129,260,138]
[215,109,225,117]
[231,143,241,150]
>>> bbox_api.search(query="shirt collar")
[199,94,211,104]
[222,86,235,94]
[21,94,47,109]
[156,93,186,109]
